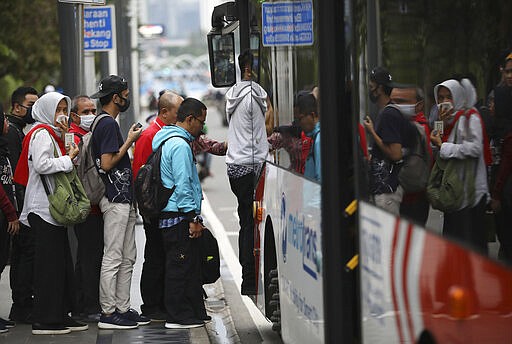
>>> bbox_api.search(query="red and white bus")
[208,1,512,343]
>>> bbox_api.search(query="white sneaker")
[165,321,204,329]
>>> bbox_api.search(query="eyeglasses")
[192,116,205,126]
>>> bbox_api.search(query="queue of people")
[362,51,512,262]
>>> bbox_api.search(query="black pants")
[229,173,256,291]
[140,216,165,315]
[495,178,512,263]
[73,213,103,315]
[0,212,9,276]
[163,220,205,322]
[9,222,34,322]
[443,196,488,255]
[28,213,74,324]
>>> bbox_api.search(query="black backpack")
[134,135,189,219]
[199,228,220,284]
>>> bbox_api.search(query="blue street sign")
[262,0,314,47]
[84,6,114,51]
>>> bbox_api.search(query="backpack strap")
[91,113,110,133]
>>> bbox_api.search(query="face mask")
[23,106,35,124]
[368,89,379,104]
[394,103,417,118]
[115,94,131,112]
[56,115,69,125]
[79,114,96,131]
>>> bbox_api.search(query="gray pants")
[99,197,137,314]
[374,185,404,216]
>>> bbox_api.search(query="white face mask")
[79,114,96,131]
[393,103,417,118]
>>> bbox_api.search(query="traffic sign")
[59,0,106,4]
[84,6,115,51]
[262,0,314,46]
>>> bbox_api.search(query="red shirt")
[68,123,88,146]
[132,117,165,180]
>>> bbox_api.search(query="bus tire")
[268,268,281,335]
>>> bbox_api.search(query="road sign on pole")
[84,5,115,51]
[262,0,314,46]
[59,0,106,4]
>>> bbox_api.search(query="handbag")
[199,228,220,284]
[40,133,91,225]
[426,117,476,212]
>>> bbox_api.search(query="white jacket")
[439,113,489,209]
[225,81,268,165]
[20,129,74,227]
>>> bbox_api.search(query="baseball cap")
[91,75,128,99]
[369,67,393,87]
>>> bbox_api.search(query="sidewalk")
[0,225,210,344]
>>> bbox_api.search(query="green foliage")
[0,0,61,103]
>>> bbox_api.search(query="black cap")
[369,67,393,87]
[91,75,128,99]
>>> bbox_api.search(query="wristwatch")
[192,215,203,224]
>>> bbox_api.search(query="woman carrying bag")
[429,79,491,254]
[13,92,88,335]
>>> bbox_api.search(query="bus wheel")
[268,269,281,335]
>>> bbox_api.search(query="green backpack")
[426,157,475,213]
[38,130,91,225]
[426,117,476,212]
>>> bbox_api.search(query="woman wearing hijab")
[430,79,490,254]
[13,92,88,335]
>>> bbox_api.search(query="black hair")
[11,86,38,108]
[297,93,317,116]
[176,98,207,122]
[99,93,115,106]
[238,49,254,75]
[71,95,91,113]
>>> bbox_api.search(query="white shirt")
[20,129,74,227]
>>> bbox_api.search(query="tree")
[0,0,61,101]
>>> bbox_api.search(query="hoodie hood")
[152,124,193,151]
[225,81,267,119]
[32,91,71,133]
[460,78,477,109]
[434,79,465,111]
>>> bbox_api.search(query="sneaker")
[83,313,101,323]
[32,323,71,335]
[118,309,151,325]
[202,315,212,322]
[0,317,15,328]
[63,316,88,331]
[98,312,138,330]
[142,311,167,323]
[165,319,204,329]
[0,323,8,334]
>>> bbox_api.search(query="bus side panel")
[263,164,324,344]
[360,201,512,343]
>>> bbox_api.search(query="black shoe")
[241,287,256,295]
[32,323,71,335]
[0,323,7,334]
[142,311,167,323]
[165,318,204,329]
[63,316,88,331]
[0,317,15,328]
[202,315,212,322]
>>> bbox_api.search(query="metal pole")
[114,0,134,138]
[319,0,356,342]
[237,0,249,53]
[58,2,84,96]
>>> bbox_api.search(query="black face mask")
[368,89,379,104]
[22,106,35,124]
[115,94,131,112]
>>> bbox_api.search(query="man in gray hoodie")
[225,50,269,295]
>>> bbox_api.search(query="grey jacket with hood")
[225,80,268,165]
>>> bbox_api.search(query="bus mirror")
[208,31,236,88]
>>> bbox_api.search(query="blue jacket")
[152,125,202,214]
[304,122,321,182]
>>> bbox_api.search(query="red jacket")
[0,186,17,222]
[68,123,88,146]
[132,117,165,180]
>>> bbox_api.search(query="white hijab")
[433,79,466,111]
[31,91,71,133]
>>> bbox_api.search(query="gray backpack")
[76,114,109,204]
[398,122,431,193]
